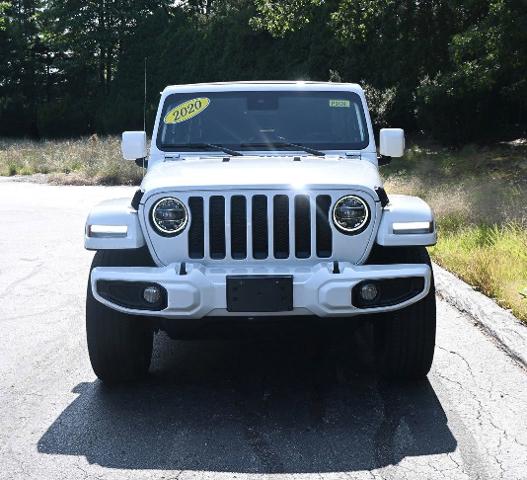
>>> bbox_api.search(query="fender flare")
[376,194,437,247]
[84,198,145,250]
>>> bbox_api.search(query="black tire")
[370,246,436,380]
[86,249,155,384]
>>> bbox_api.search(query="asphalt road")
[1,180,527,480]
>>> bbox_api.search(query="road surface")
[1,181,526,480]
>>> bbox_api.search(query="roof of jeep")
[162,81,363,95]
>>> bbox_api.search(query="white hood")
[141,155,382,193]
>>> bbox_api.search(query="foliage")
[0,0,526,142]
[250,0,323,37]
[415,0,527,143]
[0,136,142,184]
[2,134,524,318]
[431,222,527,322]
[383,140,527,321]
[253,0,527,142]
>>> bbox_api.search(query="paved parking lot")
[1,181,526,480]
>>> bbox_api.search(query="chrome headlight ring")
[332,195,370,234]
[150,197,188,236]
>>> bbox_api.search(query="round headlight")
[151,197,188,236]
[332,195,370,234]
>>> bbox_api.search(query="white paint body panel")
[91,262,432,318]
[85,198,145,250]
[140,187,381,267]
[84,81,436,319]
[376,194,437,246]
[141,155,382,193]
[379,128,405,157]
[121,131,147,161]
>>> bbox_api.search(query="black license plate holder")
[226,275,293,312]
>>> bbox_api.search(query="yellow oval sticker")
[164,97,210,124]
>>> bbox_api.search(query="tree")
[416,0,527,142]
[0,0,47,136]
[251,0,527,141]
[0,0,525,141]
[35,0,172,135]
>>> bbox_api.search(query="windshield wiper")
[240,140,325,157]
[163,143,243,156]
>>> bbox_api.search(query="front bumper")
[90,262,432,319]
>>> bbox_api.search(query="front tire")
[371,246,436,380]
[86,249,154,384]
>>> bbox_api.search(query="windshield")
[156,90,369,152]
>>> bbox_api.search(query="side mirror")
[379,128,405,158]
[121,131,147,161]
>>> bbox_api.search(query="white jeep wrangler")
[85,81,437,384]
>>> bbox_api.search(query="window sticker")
[329,99,350,108]
[164,97,210,124]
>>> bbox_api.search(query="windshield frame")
[155,90,370,153]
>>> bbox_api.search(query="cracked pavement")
[1,181,526,480]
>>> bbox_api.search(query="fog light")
[143,286,162,304]
[360,283,378,301]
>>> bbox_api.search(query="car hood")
[141,155,382,193]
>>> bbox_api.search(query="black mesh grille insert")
[188,197,204,259]
[295,195,311,258]
[209,196,226,259]
[230,196,247,259]
[252,195,268,259]
[316,195,332,258]
[273,195,290,259]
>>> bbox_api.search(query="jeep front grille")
[187,193,333,260]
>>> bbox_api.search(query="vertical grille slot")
[273,195,289,259]
[188,197,204,259]
[209,196,226,259]
[252,195,268,259]
[230,195,247,259]
[295,194,311,258]
[316,195,332,258]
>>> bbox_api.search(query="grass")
[0,136,142,185]
[431,223,527,319]
[1,135,526,320]
[383,140,527,321]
